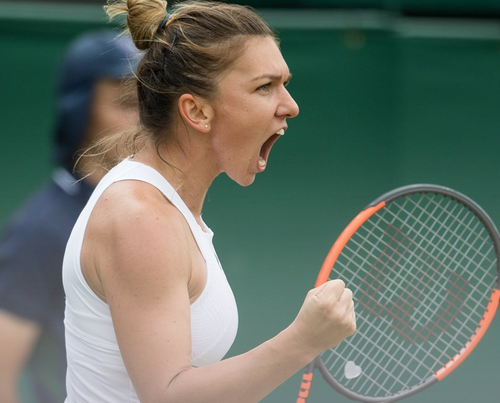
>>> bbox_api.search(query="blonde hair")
[90,0,276,169]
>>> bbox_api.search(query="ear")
[177,94,213,133]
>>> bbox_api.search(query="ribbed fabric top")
[63,158,238,402]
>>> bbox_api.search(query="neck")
[132,137,219,220]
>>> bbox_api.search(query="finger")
[339,287,353,303]
[314,279,345,298]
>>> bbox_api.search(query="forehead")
[223,36,290,84]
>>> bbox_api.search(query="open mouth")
[259,129,285,169]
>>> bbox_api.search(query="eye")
[257,83,271,92]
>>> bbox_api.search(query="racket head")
[316,184,500,402]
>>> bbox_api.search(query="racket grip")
[296,371,314,403]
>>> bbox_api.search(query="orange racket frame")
[297,184,500,403]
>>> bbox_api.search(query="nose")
[277,87,299,119]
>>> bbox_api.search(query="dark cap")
[54,29,140,171]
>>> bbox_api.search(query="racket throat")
[296,359,318,403]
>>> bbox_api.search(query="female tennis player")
[62,1,356,402]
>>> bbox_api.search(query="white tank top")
[63,159,238,403]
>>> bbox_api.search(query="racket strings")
[333,314,429,394]
[322,192,498,398]
[351,195,493,310]
[382,196,492,286]
[379,196,495,313]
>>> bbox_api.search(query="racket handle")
[296,370,314,403]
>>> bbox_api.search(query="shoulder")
[92,179,188,237]
[86,179,193,289]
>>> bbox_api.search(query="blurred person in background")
[0,29,140,403]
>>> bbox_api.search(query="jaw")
[217,129,285,186]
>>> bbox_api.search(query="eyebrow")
[250,73,293,83]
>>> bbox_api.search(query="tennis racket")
[296,184,500,403]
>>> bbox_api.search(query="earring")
[204,125,209,129]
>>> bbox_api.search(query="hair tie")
[156,13,171,34]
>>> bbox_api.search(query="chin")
[230,173,257,187]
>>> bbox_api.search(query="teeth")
[258,157,266,167]
[276,129,285,135]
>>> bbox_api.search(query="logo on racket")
[358,224,469,343]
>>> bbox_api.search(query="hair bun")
[105,0,168,51]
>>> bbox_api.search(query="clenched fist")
[287,279,356,356]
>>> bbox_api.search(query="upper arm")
[88,182,195,402]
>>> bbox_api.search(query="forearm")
[146,280,356,403]
[164,328,316,403]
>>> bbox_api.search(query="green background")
[1,1,499,402]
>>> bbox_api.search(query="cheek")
[211,93,268,161]
[218,90,253,120]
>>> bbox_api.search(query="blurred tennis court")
[1,1,499,402]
